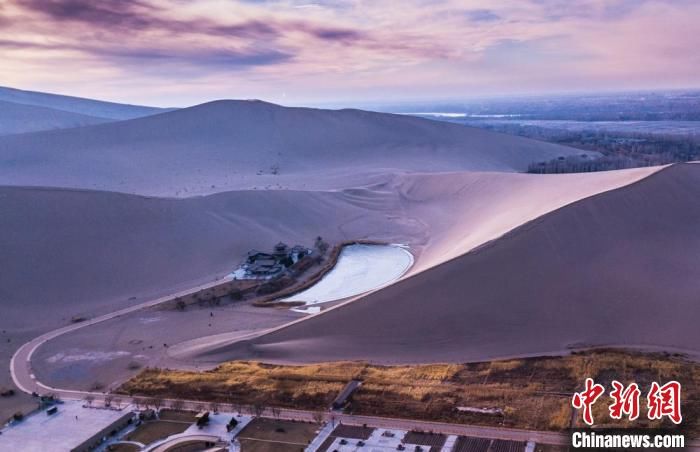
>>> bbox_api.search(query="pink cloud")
[1,0,698,105]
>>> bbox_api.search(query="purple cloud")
[0,37,292,70]
[99,46,293,68]
[309,27,362,42]
[0,0,407,77]
[212,21,279,39]
[465,9,501,22]
[17,0,160,30]
[13,0,364,43]
[4,0,381,70]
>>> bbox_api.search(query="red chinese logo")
[648,381,682,424]
[572,378,605,425]
[572,379,682,425]
[609,380,641,421]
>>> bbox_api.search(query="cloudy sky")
[1,0,698,106]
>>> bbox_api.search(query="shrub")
[291,255,316,275]
[256,276,295,295]
[314,236,329,255]
[0,388,15,397]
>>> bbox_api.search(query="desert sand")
[13,165,666,390]
[0,166,659,335]
[0,86,171,120]
[382,166,663,273]
[202,164,700,364]
[0,100,598,196]
[30,302,302,392]
[0,186,397,334]
[0,100,111,136]
[0,96,676,411]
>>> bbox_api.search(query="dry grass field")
[237,417,320,452]
[119,350,699,435]
[157,409,198,422]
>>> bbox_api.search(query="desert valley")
[0,83,699,451]
[3,0,700,449]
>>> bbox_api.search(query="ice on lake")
[282,244,413,306]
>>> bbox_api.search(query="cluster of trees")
[527,154,675,174]
[172,236,331,308]
[515,128,700,174]
[174,286,245,311]
[109,394,327,426]
[256,275,296,295]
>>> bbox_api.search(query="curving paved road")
[8,276,570,446]
[9,277,402,399]
[10,276,234,397]
[9,273,700,449]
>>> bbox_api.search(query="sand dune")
[19,165,668,390]
[0,100,597,196]
[385,166,662,274]
[2,163,670,397]
[0,186,399,333]
[0,100,111,136]
[1,87,691,416]
[0,86,171,120]
[0,166,660,337]
[208,164,700,364]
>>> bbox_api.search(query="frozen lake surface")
[283,244,413,306]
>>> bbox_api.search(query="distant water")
[406,112,523,118]
[282,244,413,306]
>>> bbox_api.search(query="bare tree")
[270,406,281,419]
[312,411,325,425]
[153,398,164,413]
[112,397,122,409]
[104,395,113,408]
[314,236,329,255]
[209,402,219,414]
[252,403,265,418]
[171,399,185,411]
[84,395,95,407]
[144,397,157,410]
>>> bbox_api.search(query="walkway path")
[441,435,458,452]
[306,420,335,451]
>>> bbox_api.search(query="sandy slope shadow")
[214,163,700,365]
[6,165,663,391]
